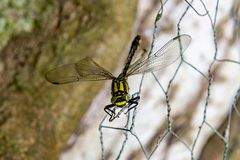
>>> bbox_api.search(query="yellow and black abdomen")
[111,78,130,107]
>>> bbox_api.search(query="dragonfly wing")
[45,57,115,84]
[126,34,191,76]
[75,57,115,81]
[46,63,82,84]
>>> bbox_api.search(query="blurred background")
[0,0,239,160]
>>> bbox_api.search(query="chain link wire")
[99,0,240,159]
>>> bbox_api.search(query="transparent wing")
[45,57,115,84]
[126,34,191,76]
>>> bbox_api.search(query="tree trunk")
[0,0,137,159]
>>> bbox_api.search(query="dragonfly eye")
[111,95,129,107]
[111,97,117,104]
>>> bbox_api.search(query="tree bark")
[0,0,137,159]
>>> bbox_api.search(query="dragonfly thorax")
[111,78,130,107]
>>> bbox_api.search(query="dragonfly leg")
[104,104,116,122]
[126,93,140,113]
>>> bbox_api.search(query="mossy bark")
[0,0,137,159]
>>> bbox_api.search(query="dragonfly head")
[111,94,130,107]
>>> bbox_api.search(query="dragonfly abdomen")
[121,35,141,77]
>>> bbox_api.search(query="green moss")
[0,0,53,49]
[0,0,137,159]
[0,133,19,158]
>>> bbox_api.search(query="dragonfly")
[45,34,191,121]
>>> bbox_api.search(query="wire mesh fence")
[61,0,240,159]
[98,0,240,159]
